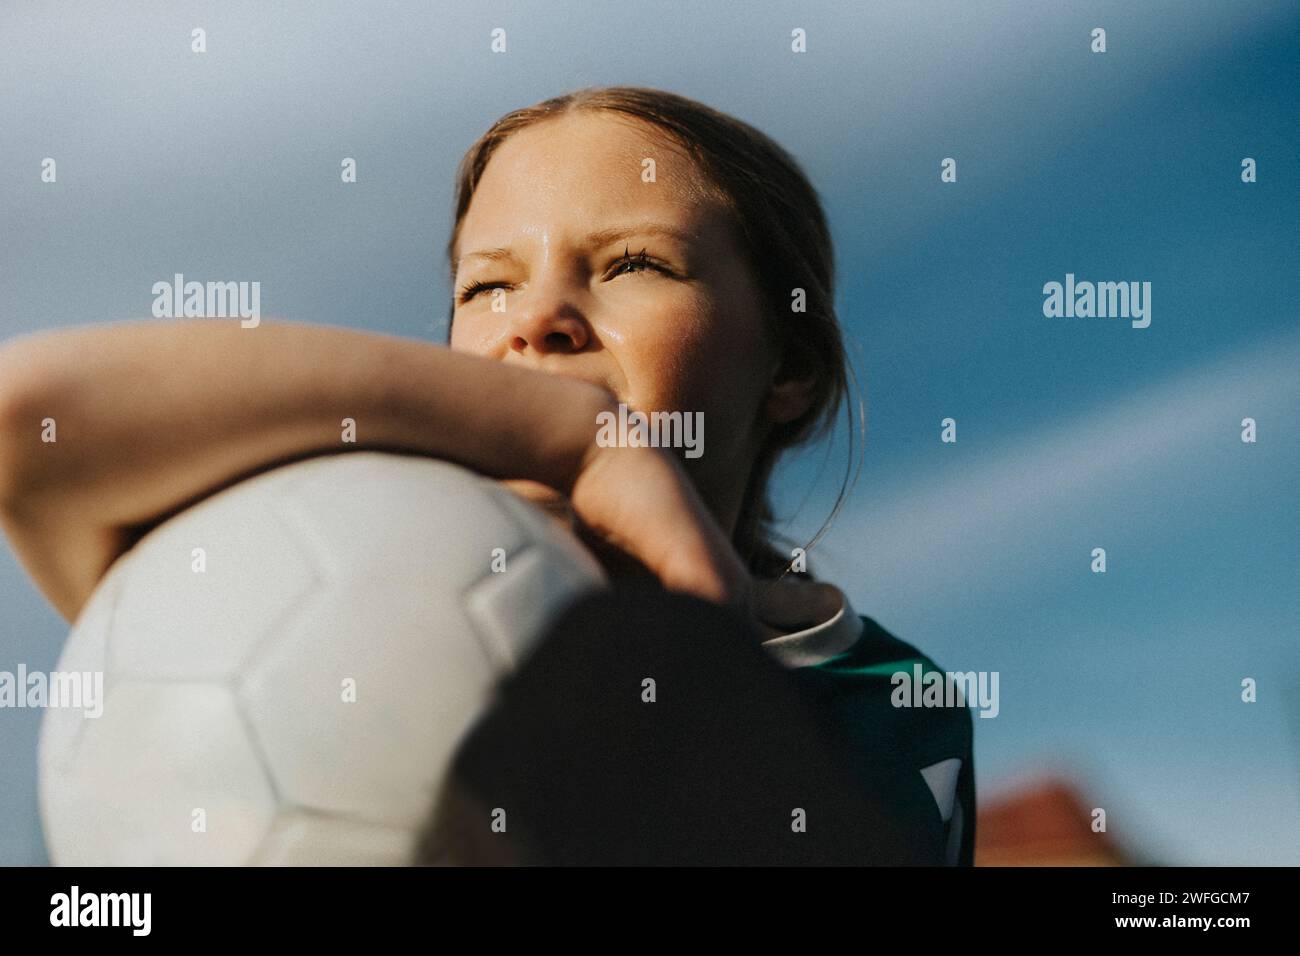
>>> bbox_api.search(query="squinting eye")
[456,280,510,304]
[609,248,669,280]
[458,249,671,304]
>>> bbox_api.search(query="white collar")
[760,585,865,669]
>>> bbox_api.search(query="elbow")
[0,333,53,512]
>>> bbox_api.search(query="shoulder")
[787,613,977,865]
[796,615,973,763]
[843,614,943,670]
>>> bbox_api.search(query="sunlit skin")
[449,110,814,543]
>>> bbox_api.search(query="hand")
[567,444,753,618]
[505,467,844,647]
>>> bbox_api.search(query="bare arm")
[0,319,732,622]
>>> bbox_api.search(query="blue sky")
[2,0,1297,863]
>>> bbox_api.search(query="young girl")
[0,86,973,864]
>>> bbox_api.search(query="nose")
[507,286,591,355]
[501,265,595,356]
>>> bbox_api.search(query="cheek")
[448,315,496,355]
[607,294,714,404]
[617,294,769,425]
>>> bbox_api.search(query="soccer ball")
[38,452,607,865]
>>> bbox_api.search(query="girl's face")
[449,110,787,533]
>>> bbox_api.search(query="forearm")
[0,319,611,524]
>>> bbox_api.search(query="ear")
[763,352,818,426]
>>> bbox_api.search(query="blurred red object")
[976,776,1135,866]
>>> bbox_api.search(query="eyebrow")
[455,221,696,270]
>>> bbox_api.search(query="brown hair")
[444,86,860,579]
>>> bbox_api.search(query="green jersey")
[763,600,976,865]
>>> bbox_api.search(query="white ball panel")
[237,582,497,830]
[109,493,318,682]
[271,453,530,591]
[252,810,414,866]
[36,570,119,777]
[43,682,276,866]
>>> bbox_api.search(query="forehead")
[457,111,727,252]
